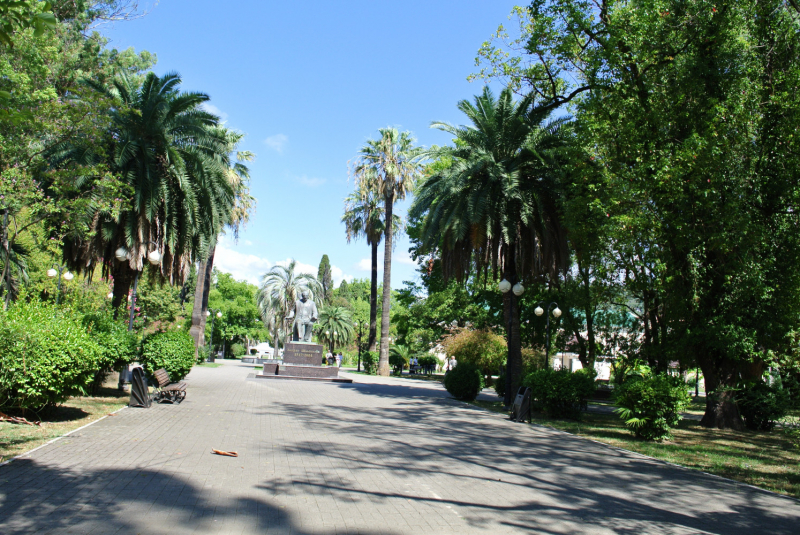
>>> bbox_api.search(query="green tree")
[342,187,400,352]
[57,72,236,316]
[352,128,424,375]
[316,305,354,354]
[475,1,800,428]
[409,86,569,405]
[317,254,333,304]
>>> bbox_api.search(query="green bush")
[495,369,506,398]
[389,352,407,375]
[82,312,139,394]
[523,367,596,419]
[441,329,506,379]
[613,374,691,441]
[443,362,485,401]
[361,351,378,374]
[418,355,438,369]
[140,330,196,381]
[736,381,790,431]
[0,301,103,411]
[231,343,246,357]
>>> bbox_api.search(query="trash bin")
[129,367,151,408]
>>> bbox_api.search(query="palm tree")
[256,260,323,351]
[352,128,424,375]
[409,86,570,405]
[189,128,255,354]
[316,306,354,355]
[341,185,401,352]
[56,72,235,313]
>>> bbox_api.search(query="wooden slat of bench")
[162,384,186,392]
[154,369,172,388]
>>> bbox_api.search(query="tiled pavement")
[1,361,799,534]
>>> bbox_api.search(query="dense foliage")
[140,330,196,382]
[736,381,791,431]
[523,368,596,419]
[0,302,103,410]
[614,375,692,441]
[441,329,506,380]
[361,350,378,375]
[443,362,484,401]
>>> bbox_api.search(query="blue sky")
[102,0,518,288]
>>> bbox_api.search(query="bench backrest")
[154,368,172,388]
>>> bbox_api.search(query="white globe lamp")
[498,279,511,293]
[512,282,524,296]
[115,247,129,262]
[47,268,57,278]
[535,306,544,317]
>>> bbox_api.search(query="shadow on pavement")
[252,387,800,535]
[0,459,400,535]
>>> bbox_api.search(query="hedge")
[140,330,196,381]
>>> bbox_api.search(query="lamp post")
[499,278,525,406]
[534,302,562,367]
[47,265,74,305]
[115,244,162,331]
[354,321,364,372]
[206,309,222,362]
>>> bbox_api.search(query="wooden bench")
[153,368,187,404]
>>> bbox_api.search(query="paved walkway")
[1,361,798,534]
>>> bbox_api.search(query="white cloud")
[395,251,417,266]
[356,258,372,271]
[264,133,288,153]
[214,242,272,285]
[277,258,317,277]
[294,175,326,188]
[331,265,354,287]
[244,240,253,246]
[201,103,228,124]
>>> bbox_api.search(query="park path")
[1,361,798,535]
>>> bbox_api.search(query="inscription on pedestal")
[283,342,324,366]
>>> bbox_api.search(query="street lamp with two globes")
[47,265,74,305]
[534,302,562,366]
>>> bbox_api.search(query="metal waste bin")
[129,367,151,408]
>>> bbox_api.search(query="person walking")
[336,352,342,367]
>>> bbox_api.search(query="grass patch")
[0,386,128,462]
[196,362,222,368]
[467,396,800,499]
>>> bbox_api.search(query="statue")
[288,291,318,342]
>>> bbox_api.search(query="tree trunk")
[111,262,134,319]
[699,355,744,430]
[189,244,216,357]
[368,239,379,352]
[378,192,394,376]
[2,209,9,311]
[580,260,596,370]
[503,244,522,406]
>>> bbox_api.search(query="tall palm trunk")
[503,243,523,406]
[111,262,135,319]
[2,209,9,311]
[189,244,216,357]
[378,192,394,376]
[368,239,379,352]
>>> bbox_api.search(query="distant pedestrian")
[336,352,342,367]
[326,350,333,365]
[448,356,457,371]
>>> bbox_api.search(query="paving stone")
[1,361,799,534]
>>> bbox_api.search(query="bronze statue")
[288,291,318,342]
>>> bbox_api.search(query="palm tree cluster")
[347,128,425,375]
[55,72,254,324]
[409,86,570,404]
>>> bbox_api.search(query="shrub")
[389,352,407,375]
[418,355,438,371]
[495,370,506,398]
[443,362,484,401]
[231,343,246,357]
[614,374,691,441]
[0,301,103,411]
[736,381,790,431]
[140,330,196,381]
[441,329,506,379]
[361,351,378,374]
[82,312,139,394]
[523,367,597,419]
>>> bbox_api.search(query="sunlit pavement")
[1,360,798,534]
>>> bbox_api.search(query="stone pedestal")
[255,342,352,383]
